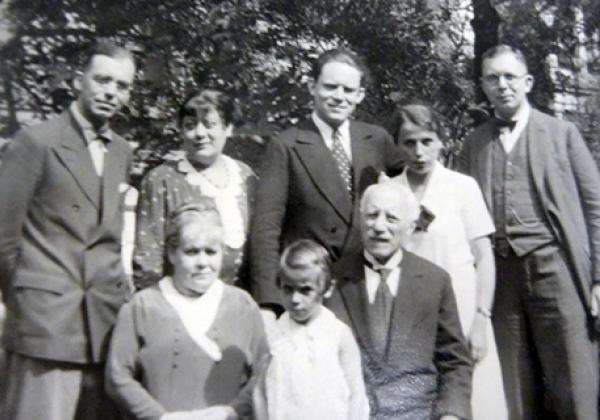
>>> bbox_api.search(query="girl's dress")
[393,161,508,420]
[261,307,369,420]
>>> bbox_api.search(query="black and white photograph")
[0,1,600,419]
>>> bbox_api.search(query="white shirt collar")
[311,111,352,159]
[495,102,530,153]
[363,249,403,303]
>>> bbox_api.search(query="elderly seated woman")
[106,199,268,420]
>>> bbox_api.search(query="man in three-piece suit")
[250,48,403,315]
[0,40,136,420]
[459,45,600,419]
[326,182,472,419]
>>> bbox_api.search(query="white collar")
[364,248,403,270]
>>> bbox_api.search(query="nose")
[195,251,209,268]
[103,81,117,98]
[290,291,303,305]
[372,213,387,233]
[497,76,509,89]
[414,142,424,157]
[194,123,208,138]
[331,86,344,100]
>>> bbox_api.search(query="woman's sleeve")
[339,324,370,420]
[460,176,495,240]
[230,297,270,419]
[105,301,166,420]
[133,171,168,289]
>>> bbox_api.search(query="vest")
[491,127,555,257]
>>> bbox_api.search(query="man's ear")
[524,74,534,94]
[355,86,366,104]
[72,70,84,94]
[308,79,316,96]
[323,278,337,299]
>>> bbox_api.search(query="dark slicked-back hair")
[82,39,134,70]
[389,101,446,144]
[311,47,370,86]
[178,89,236,128]
[481,45,529,72]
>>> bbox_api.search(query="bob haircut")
[177,89,236,128]
[277,239,333,293]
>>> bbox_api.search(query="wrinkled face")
[361,189,414,262]
[397,126,442,177]
[75,54,135,126]
[481,53,533,120]
[309,61,365,127]
[169,223,224,296]
[181,106,232,167]
[279,272,324,324]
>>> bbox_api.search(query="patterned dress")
[134,154,256,288]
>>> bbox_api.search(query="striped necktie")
[331,128,353,200]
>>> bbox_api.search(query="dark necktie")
[331,128,353,200]
[493,117,517,132]
[370,268,394,356]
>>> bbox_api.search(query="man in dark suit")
[459,45,600,419]
[250,48,403,316]
[0,40,136,420]
[327,181,472,420]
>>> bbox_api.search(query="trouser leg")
[524,246,598,420]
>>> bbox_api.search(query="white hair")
[360,181,420,223]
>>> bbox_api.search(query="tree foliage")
[1,0,475,178]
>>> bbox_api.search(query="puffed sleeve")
[133,169,169,289]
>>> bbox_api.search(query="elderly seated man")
[326,181,473,420]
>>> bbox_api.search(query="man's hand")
[590,284,600,317]
[468,315,488,363]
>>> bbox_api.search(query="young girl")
[254,239,369,420]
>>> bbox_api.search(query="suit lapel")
[293,121,352,223]
[349,121,376,193]
[475,123,496,208]
[100,140,124,226]
[337,257,372,351]
[386,252,421,360]
[52,113,101,209]
[525,110,550,201]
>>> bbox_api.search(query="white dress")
[263,307,369,420]
[393,161,508,420]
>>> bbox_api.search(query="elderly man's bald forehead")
[360,182,420,220]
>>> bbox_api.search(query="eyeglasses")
[481,73,529,86]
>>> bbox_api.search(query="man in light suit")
[0,40,136,420]
[459,45,600,419]
[326,182,472,419]
[250,48,403,315]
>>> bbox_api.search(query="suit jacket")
[0,110,132,363]
[458,108,600,312]
[326,250,472,420]
[249,119,403,305]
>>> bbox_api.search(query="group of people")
[0,37,599,420]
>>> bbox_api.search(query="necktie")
[89,134,107,176]
[493,117,517,132]
[331,129,353,199]
[370,268,394,356]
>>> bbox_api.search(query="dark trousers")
[493,244,598,420]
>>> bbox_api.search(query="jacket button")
[72,205,80,212]
[330,226,338,234]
